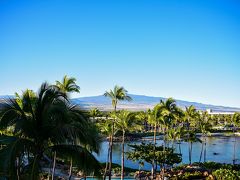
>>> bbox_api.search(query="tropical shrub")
[127,142,182,168]
[212,168,240,180]
[177,171,203,180]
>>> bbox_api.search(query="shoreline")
[105,132,240,142]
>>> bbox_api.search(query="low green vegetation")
[170,162,240,180]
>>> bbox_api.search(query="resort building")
[206,109,235,115]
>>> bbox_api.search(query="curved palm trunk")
[108,135,113,180]
[121,131,125,180]
[68,158,73,180]
[199,142,204,163]
[103,138,111,180]
[204,136,207,162]
[233,130,236,165]
[16,157,20,180]
[52,151,57,180]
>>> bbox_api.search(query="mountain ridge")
[72,94,240,112]
[1,94,239,112]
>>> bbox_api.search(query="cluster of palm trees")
[102,86,134,180]
[99,89,209,179]
[1,77,240,180]
[0,76,100,179]
[97,89,240,179]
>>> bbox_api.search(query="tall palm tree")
[103,85,132,180]
[199,111,211,163]
[147,106,166,178]
[186,131,202,165]
[114,110,141,180]
[104,85,132,112]
[55,75,81,179]
[0,83,100,179]
[184,105,200,165]
[147,108,158,178]
[97,118,113,180]
[185,105,199,130]
[176,127,184,155]
[56,75,80,94]
[157,98,180,179]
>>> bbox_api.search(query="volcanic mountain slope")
[72,94,240,112]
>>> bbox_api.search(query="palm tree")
[185,105,199,130]
[157,98,180,179]
[55,75,81,179]
[199,111,211,163]
[114,110,141,180]
[103,85,132,180]
[56,75,80,94]
[176,127,184,155]
[97,118,113,180]
[184,105,200,165]
[89,108,101,122]
[147,107,164,178]
[104,85,132,112]
[186,131,202,164]
[0,83,100,179]
[166,128,180,149]
[159,98,182,138]
[136,111,148,131]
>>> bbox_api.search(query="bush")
[212,168,240,180]
[177,171,203,180]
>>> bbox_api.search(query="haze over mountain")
[72,94,240,112]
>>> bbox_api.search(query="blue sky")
[0,0,240,107]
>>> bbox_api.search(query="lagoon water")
[95,136,240,170]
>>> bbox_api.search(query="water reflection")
[95,136,240,170]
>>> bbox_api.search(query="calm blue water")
[94,136,240,171]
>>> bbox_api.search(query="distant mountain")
[1,94,239,112]
[0,95,14,99]
[0,95,14,104]
[72,94,240,112]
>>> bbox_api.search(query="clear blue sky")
[0,0,240,107]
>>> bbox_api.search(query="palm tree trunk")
[121,131,125,180]
[16,157,20,180]
[199,141,204,163]
[68,158,73,180]
[233,131,236,165]
[204,136,207,162]
[108,104,116,180]
[104,138,111,180]
[190,142,193,165]
[178,140,182,155]
[152,122,157,179]
[108,135,113,180]
[162,128,166,180]
[188,142,191,164]
[52,151,57,180]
